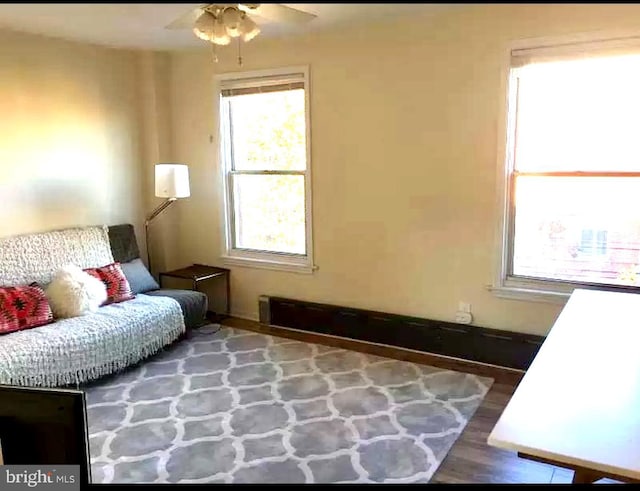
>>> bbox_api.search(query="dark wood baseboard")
[260,296,545,372]
[222,317,525,385]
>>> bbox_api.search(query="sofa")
[107,223,208,329]
[0,223,207,388]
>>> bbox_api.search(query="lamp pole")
[144,197,177,275]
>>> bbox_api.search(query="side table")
[159,264,230,320]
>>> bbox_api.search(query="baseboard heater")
[259,296,545,371]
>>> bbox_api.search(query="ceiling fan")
[165,4,317,46]
[165,4,316,64]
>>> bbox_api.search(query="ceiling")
[0,3,457,50]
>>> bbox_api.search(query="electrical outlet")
[458,301,471,313]
[455,311,473,324]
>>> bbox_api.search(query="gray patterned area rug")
[83,325,493,484]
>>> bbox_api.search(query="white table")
[488,288,640,483]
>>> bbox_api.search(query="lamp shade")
[155,163,190,198]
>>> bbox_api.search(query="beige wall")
[169,4,640,335]
[0,29,145,249]
[136,50,181,275]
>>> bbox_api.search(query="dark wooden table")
[159,264,230,319]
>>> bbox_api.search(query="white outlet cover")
[455,311,473,324]
[458,302,471,313]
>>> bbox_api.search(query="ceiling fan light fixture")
[211,16,231,45]
[188,3,267,64]
[227,27,242,39]
[239,14,260,42]
[193,11,215,41]
[222,7,242,33]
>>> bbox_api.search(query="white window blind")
[510,36,640,67]
[219,73,305,93]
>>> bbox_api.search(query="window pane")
[514,54,640,172]
[226,88,306,171]
[233,174,306,255]
[512,176,640,286]
[579,229,594,254]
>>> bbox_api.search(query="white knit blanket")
[0,294,185,387]
[0,225,114,287]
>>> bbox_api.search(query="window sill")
[487,284,571,304]
[221,255,316,274]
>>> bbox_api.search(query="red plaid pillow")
[0,283,54,335]
[84,262,135,305]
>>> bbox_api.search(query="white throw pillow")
[45,265,108,318]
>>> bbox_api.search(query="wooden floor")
[432,381,574,484]
[220,317,620,484]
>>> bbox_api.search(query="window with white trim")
[496,38,640,298]
[217,67,313,272]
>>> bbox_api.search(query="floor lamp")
[145,163,190,275]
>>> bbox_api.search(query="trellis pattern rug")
[84,325,493,484]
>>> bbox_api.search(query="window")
[495,37,640,299]
[579,229,608,256]
[217,67,313,273]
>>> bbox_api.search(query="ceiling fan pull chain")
[211,43,218,63]
[237,37,243,66]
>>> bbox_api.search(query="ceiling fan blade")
[250,4,316,24]
[165,5,207,30]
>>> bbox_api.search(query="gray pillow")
[120,258,159,294]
